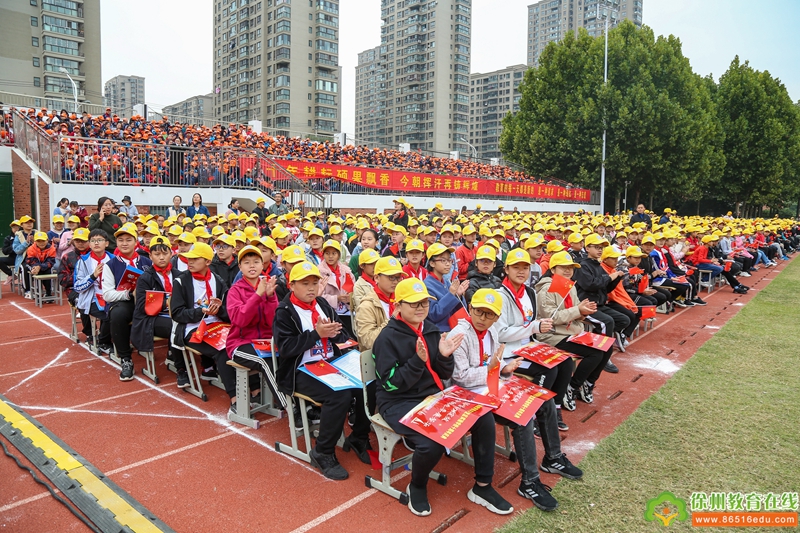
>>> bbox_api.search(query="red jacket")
[455,242,476,280]
[225,277,279,358]
[686,244,714,265]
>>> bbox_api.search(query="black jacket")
[465,270,502,303]
[275,272,290,302]
[2,233,16,258]
[373,318,454,413]
[575,257,621,306]
[569,248,587,263]
[57,248,80,290]
[169,270,229,348]
[132,266,170,352]
[210,255,239,288]
[273,294,349,395]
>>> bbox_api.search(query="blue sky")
[101,0,800,135]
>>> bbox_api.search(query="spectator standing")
[224,198,241,218]
[88,197,122,252]
[119,195,139,218]
[53,197,71,218]
[252,197,269,225]
[629,204,652,229]
[166,195,185,218]
[268,192,290,216]
[186,193,210,219]
[70,201,89,228]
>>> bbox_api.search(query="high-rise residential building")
[468,64,528,161]
[212,0,341,137]
[0,0,102,111]
[163,93,215,125]
[104,75,145,116]
[354,46,385,146]
[527,0,643,67]
[354,0,472,154]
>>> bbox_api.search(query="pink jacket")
[317,260,354,314]
[225,277,279,358]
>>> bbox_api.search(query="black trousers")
[606,302,639,338]
[658,280,689,301]
[184,330,236,399]
[514,356,574,409]
[586,306,629,336]
[68,290,92,337]
[381,399,495,487]
[556,338,613,388]
[294,371,371,455]
[109,300,134,360]
[0,256,14,276]
[230,343,287,409]
[84,302,111,344]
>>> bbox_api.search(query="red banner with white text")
[267,159,591,201]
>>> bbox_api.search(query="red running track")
[0,262,788,532]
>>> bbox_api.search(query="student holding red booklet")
[450,289,582,512]
[535,252,614,413]
[373,279,513,517]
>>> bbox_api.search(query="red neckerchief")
[467,318,490,365]
[153,263,173,292]
[361,274,377,290]
[290,293,329,358]
[114,248,139,267]
[90,251,107,307]
[502,278,527,320]
[311,248,323,260]
[329,262,341,289]
[375,288,395,317]
[404,263,427,280]
[225,256,235,266]
[178,255,189,264]
[397,317,443,390]
[191,268,213,303]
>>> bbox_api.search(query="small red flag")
[144,290,165,317]
[640,306,656,319]
[448,306,470,330]
[190,320,207,344]
[548,273,575,299]
[638,274,649,293]
[628,267,645,275]
[342,273,355,293]
[723,261,732,272]
[686,268,695,276]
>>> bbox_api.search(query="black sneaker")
[200,368,218,381]
[468,483,513,515]
[518,479,558,511]
[733,285,748,294]
[406,483,431,516]
[307,405,321,425]
[228,402,239,416]
[691,297,708,306]
[577,382,594,404]
[683,299,695,307]
[673,299,688,308]
[604,360,619,374]
[176,370,190,389]
[562,385,576,411]
[97,343,113,354]
[556,409,568,431]
[293,405,305,431]
[343,434,372,465]
[532,419,541,439]
[540,453,583,480]
[85,335,94,347]
[119,359,134,381]
[309,448,348,480]
[347,403,356,427]
[249,390,262,408]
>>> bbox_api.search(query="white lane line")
[106,432,235,475]
[0,492,54,513]
[2,314,68,323]
[33,386,177,418]
[0,335,64,348]
[18,405,209,421]
[6,348,69,393]
[0,357,96,378]
[287,470,410,533]
[9,302,319,475]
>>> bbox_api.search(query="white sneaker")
[24,291,32,299]
[739,271,751,277]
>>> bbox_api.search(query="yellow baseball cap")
[584,234,610,247]
[19,215,33,224]
[256,197,266,205]
[148,235,170,248]
[257,236,278,254]
[114,222,139,238]
[567,232,584,244]
[549,250,581,269]
[391,225,409,237]
[143,223,161,236]
[237,245,263,263]
[271,225,290,239]
[701,235,719,244]
[282,245,307,264]
[8,219,20,227]
[546,240,565,253]
[395,278,434,303]
[213,234,237,248]
[180,243,214,261]
[601,246,621,261]
[211,225,226,237]
[328,225,343,235]
[72,228,90,241]
[358,248,380,265]
[177,232,197,244]
[290,261,322,282]
[322,239,341,254]
[476,245,497,261]
[52,215,65,224]
[470,288,502,316]
[243,226,259,239]
[641,235,656,245]
[505,248,532,266]
[192,226,212,239]
[67,215,81,224]
[374,256,405,277]
[426,242,454,260]
[625,246,646,258]
[308,228,324,239]
[231,231,247,243]
[524,234,545,249]
[405,239,425,253]
[168,225,183,236]
[33,231,48,241]
[462,224,477,236]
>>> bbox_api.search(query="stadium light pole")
[597,1,617,216]
[58,67,79,113]
[458,135,478,160]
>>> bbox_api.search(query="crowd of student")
[4,198,797,518]
[15,107,570,188]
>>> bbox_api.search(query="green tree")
[501,21,723,213]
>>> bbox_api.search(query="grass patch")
[501,259,800,533]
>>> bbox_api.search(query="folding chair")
[225,352,284,429]
[359,349,447,506]
[448,426,516,467]
[138,336,165,384]
[698,270,715,294]
[177,345,226,402]
[69,305,80,342]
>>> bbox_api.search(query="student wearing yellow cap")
[424,243,470,332]
[13,215,37,280]
[451,289,581,511]
[466,245,503,302]
[73,229,114,350]
[57,227,90,312]
[274,261,371,480]
[599,246,640,345]
[348,228,379,278]
[355,256,405,351]
[209,234,239,287]
[24,231,57,300]
[1,220,22,279]
[170,242,233,390]
[318,240,355,336]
